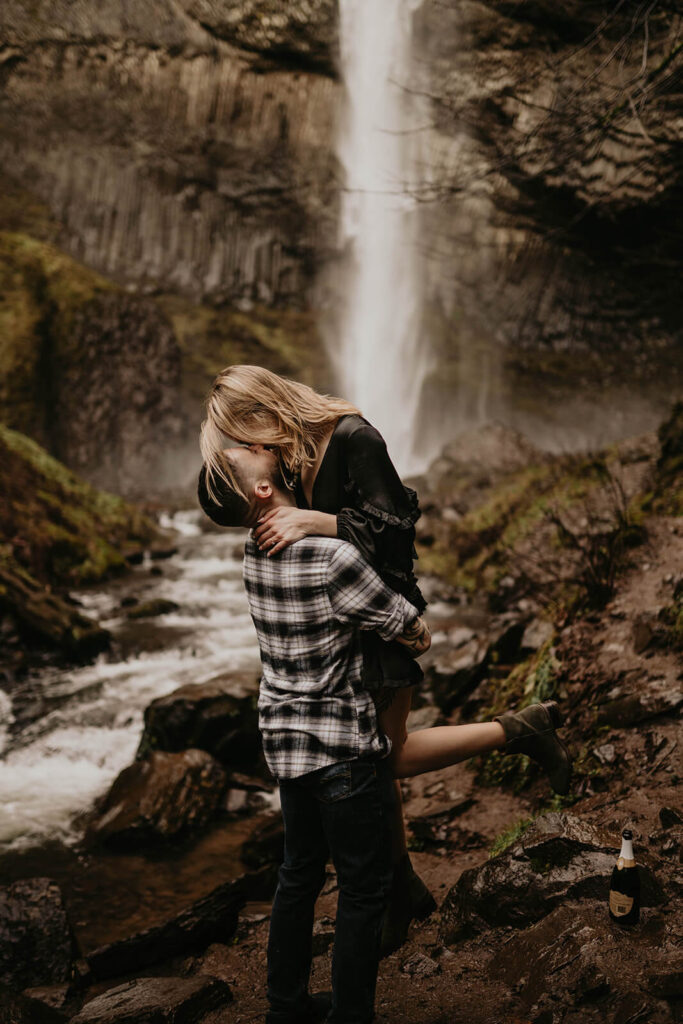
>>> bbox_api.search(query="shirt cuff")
[376,595,419,642]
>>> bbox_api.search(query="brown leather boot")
[379,854,436,959]
[494,700,572,795]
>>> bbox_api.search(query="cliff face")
[0,228,185,495]
[3,1,681,338]
[0,0,336,495]
[1,0,681,490]
[0,1,338,305]
[413,0,683,446]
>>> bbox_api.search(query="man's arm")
[326,544,429,654]
[395,616,431,657]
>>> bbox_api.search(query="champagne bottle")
[608,828,640,926]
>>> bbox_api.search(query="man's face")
[223,444,280,498]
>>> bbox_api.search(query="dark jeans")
[266,755,395,1024]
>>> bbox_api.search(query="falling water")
[333,0,431,476]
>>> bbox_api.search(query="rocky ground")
[0,409,681,1024]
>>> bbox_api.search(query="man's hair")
[197,462,251,527]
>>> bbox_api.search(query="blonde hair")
[200,365,360,500]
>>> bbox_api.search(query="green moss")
[0,544,110,655]
[0,424,157,588]
[157,294,333,416]
[473,640,561,792]
[659,587,683,650]
[0,230,112,437]
[523,641,560,704]
[489,817,534,858]
[0,172,59,241]
[647,402,683,515]
[418,453,646,612]
[127,599,180,620]
[417,458,583,594]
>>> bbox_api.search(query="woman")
[200,365,571,954]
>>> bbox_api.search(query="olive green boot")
[494,700,572,795]
[379,854,436,959]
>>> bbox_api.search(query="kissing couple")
[198,364,571,1024]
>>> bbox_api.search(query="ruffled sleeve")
[336,421,426,613]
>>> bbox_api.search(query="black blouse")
[295,415,426,690]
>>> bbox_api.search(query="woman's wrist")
[306,510,338,537]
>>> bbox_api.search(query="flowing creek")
[0,511,272,949]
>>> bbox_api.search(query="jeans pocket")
[316,762,353,803]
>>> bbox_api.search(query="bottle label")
[610,890,634,916]
[617,858,635,870]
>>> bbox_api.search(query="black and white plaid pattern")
[243,534,418,779]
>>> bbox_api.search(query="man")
[198,445,431,1024]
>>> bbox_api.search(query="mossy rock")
[418,439,652,616]
[158,293,332,418]
[0,171,59,242]
[0,425,161,656]
[0,551,110,656]
[417,454,611,599]
[648,401,683,515]
[0,230,112,443]
[473,640,561,793]
[0,424,157,588]
[127,599,180,620]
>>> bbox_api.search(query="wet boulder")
[439,813,664,944]
[418,424,542,504]
[408,795,476,850]
[86,875,255,979]
[70,975,232,1024]
[0,983,65,1024]
[0,561,110,660]
[497,901,678,1024]
[596,676,683,728]
[424,638,489,713]
[0,878,77,991]
[86,749,227,847]
[126,598,179,620]
[225,772,275,817]
[136,674,261,770]
[520,617,555,654]
[241,813,285,870]
[486,615,527,665]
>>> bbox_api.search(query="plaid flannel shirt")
[243,534,418,779]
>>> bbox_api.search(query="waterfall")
[332,0,431,476]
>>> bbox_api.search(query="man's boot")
[379,854,436,958]
[494,700,572,795]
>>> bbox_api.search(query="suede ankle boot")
[379,854,436,959]
[494,700,572,795]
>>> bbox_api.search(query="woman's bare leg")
[377,689,413,863]
[378,687,506,783]
[392,722,505,779]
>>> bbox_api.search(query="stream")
[0,510,261,855]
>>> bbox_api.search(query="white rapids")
[0,512,260,852]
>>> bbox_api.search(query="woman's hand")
[253,508,337,556]
[253,507,313,556]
